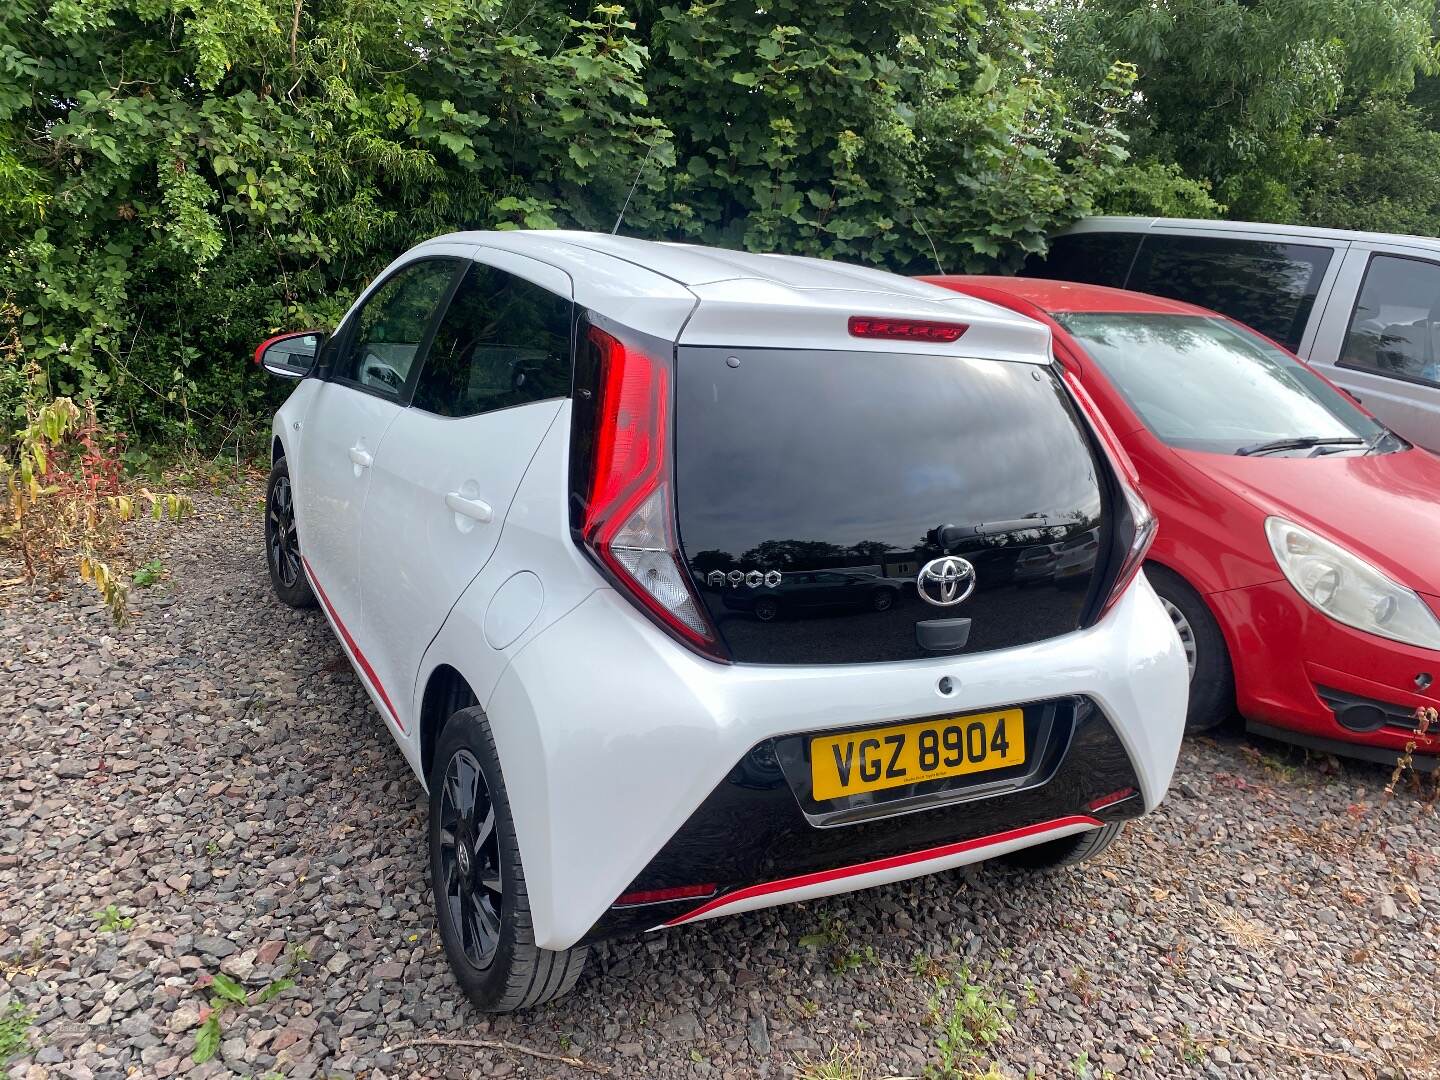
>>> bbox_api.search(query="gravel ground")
[2,481,1438,1080]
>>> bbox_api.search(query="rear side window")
[1021,232,1140,287]
[412,264,573,418]
[1340,254,1440,388]
[334,259,459,399]
[1126,235,1331,352]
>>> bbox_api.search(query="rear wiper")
[1235,436,1364,457]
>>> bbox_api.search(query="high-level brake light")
[848,316,969,343]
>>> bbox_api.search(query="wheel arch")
[272,435,284,464]
[1143,556,1237,659]
[419,664,480,784]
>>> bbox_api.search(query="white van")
[1025,217,1440,451]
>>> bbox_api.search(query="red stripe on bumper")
[662,814,1102,927]
[301,556,405,732]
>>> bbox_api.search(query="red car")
[924,276,1440,764]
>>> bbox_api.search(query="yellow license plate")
[810,709,1025,801]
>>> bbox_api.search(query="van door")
[358,250,574,727]
[1309,247,1440,451]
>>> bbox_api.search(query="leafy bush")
[0,0,1137,450]
[0,375,190,622]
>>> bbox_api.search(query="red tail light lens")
[580,326,719,653]
[848,316,968,343]
[1062,370,1157,617]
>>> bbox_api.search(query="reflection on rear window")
[1057,313,1381,454]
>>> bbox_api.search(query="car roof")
[923,275,1219,317]
[408,230,1054,363]
[1062,214,1440,252]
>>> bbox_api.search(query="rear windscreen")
[673,346,1108,664]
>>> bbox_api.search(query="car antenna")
[612,140,660,236]
[913,212,945,276]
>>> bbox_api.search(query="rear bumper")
[1208,580,1440,755]
[486,576,1187,950]
[582,697,1143,943]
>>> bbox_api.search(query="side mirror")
[254,331,322,379]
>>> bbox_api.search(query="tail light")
[1102,484,1157,616]
[1063,370,1157,617]
[574,324,723,657]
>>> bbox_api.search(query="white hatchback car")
[256,232,1188,1010]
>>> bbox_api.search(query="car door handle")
[445,492,493,523]
[348,445,373,468]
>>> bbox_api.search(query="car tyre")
[429,707,588,1011]
[265,457,317,609]
[871,588,895,612]
[753,597,780,622]
[1145,564,1234,733]
[1002,821,1125,870]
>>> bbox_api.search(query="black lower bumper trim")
[1247,720,1439,771]
[581,696,1141,944]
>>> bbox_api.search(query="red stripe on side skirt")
[662,814,1103,927]
[301,556,405,732]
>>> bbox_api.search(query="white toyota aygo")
[256,231,1188,1011]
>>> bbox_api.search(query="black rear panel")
[673,346,1108,665]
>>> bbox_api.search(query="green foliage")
[1052,0,1438,220]
[0,1001,35,1064]
[1,0,664,448]
[192,968,295,1063]
[7,0,1439,458]
[925,969,1014,1078]
[629,0,1133,272]
[93,904,135,932]
[1301,98,1440,235]
[131,557,164,586]
[2,0,1136,450]
[1095,160,1225,219]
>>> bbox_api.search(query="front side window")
[1125,236,1332,352]
[412,264,573,418]
[1058,313,1385,455]
[1340,255,1440,388]
[335,260,459,398]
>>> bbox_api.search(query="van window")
[1340,255,1440,388]
[1022,233,1140,287]
[1126,235,1332,352]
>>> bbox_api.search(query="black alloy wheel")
[265,458,316,608]
[437,748,504,969]
[428,707,588,1011]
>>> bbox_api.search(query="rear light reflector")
[1087,787,1138,811]
[580,325,721,653]
[615,883,718,907]
[848,316,968,343]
